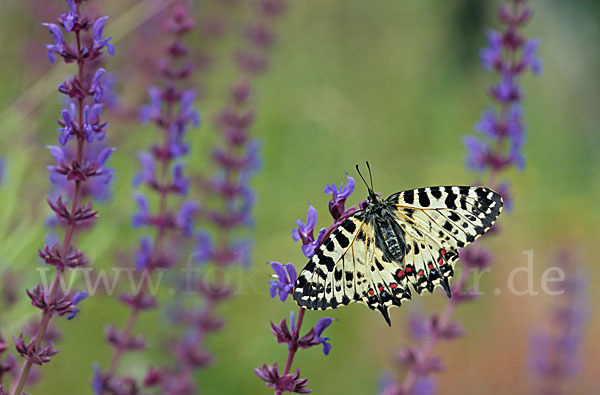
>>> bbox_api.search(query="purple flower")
[179,90,201,128]
[324,173,356,220]
[93,16,115,56]
[41,23,64,63]
[171,164,189,195]
[268,262,297,302]
[95,147,116,183]
[292,204,326,258]
[177,200,200,236]
[60,0,78,32]
[47,145,66,183]
[135,237,153,271]
[132,193,150,228]
[92,363,103,394]
[480,29,502,71]
[463,135,490,172]
[133,152,156,187]
[67,291,89,320]
[522,38,542,75]
[82,104,104,142]
[529,250,588,390]
[312,317,334,355]
[140,86,162,123]
[56,108,75,146]
[194,231,213,264]
[91,68,106,103]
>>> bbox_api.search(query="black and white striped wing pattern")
[387,186,503,295]
[293,185,503,326]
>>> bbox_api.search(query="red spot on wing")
[390,283,398,289]
[440,249,446,255]
[405,266,413,273]
[368,289,374,296]
[396,270,405,278]
[438,258,444,265]
[428,263,434,269]
[417,270,425,276]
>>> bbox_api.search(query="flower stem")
[282,307,306,376]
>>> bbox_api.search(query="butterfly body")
[293,185,503,326]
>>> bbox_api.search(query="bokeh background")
[0,0,599,393]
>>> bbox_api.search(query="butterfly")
[293,164,503,326]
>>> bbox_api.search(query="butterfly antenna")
[366,161,374,191]
[356,163,376,199]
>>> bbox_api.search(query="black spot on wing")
[429,186,442,199]
[418,191,430,207]
[341,219,356,233]
[403,189,414,204]
[335,232,350,248]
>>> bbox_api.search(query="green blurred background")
[0,0,599,393]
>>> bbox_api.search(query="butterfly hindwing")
[293,185,503,326]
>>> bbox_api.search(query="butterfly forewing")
[293,185,503,326]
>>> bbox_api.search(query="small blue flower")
[480,29,502,71]
[135,236,153,271]
[91,68,106,103]
[292,204,326,258]
[93,16,115,56]
[132,193,150,228]
[177,200,200,236]
[194,231,213,264]
[47,145,66,183]
[314,317,334,355]
[463,135,490,172]
[268,262,297,302]
[133,152,155,187]
[41,23,64,63]
[56,107,75,146]
[92,363,103,394]
[140,86,162,123]
[95,147,116,183]
[61,0,78,32]
[67,291,89,320]
[522,38,542,75]
[172,164,189,195]
[179,89,201,128]
[82,104,103,142]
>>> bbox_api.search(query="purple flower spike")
[268,262,297,302]
[93,16,115,56]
